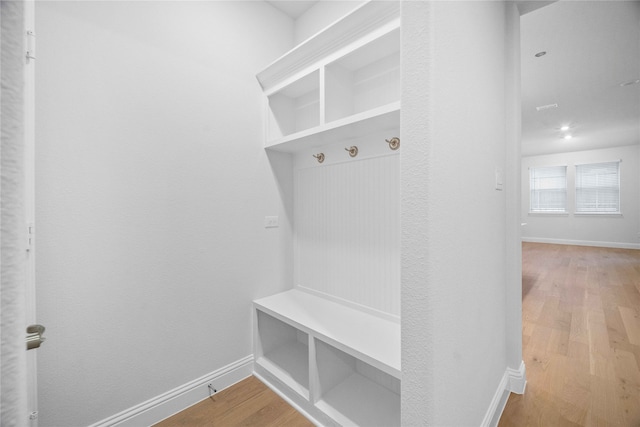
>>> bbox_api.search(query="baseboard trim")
[522,237,640,250]
[481,369,509,427]
[481,361,527,427]
[507,360,527,394]
[88,355,254,427]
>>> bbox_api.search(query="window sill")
[528,212,569,216]
[574,212,623,217]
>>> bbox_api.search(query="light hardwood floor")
[500,243,640,426]
[153,376,313,426]
[155,243,639,426]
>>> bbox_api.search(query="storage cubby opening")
[314,339,400,427]
[325,29,400,123]
[267,70,320,140]
[256,311,310,395]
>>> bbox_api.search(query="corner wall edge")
[481,361,527,427]
[507,360,527,394]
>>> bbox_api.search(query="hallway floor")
[500,243,640,426]
[153,376,313,426]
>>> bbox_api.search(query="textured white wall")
[402,1,515,425]
[400,2,432,422]
[522,144,640,248]
[34,2,293,426]
[1,1,28,424]
[294,0,365,45]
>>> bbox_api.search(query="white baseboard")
[481,361,527,427]
[507,361,527,394]
[481,370,509,427]
[522,237,640,250]
[88,355,253,427]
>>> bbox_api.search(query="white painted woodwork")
[315,339,400,427]
[255,2,401,425]
[294,152,400,317]
[255,311,310,399]
[89,357,254,427]
[253,289,400,426]
[256,1,400,93]
[325,28,400,123]
[267,70,320,140]
[258,1,400,152]
[265,102,399,152]
[254,289,400,378]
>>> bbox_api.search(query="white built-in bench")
[253,2,402,425]
[253,289,400,427]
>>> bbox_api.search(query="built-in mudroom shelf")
[256,0,400,153]
[254,290,400,427]
[255,1,401,425]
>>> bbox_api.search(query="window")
[529,166,567,213]
[575,161,620,213]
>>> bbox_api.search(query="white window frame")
[575,161,621,214]
[529,165,568,214]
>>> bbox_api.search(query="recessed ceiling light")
[620,79,640,87]
[535,51,547,57]
[560,125,570,131]
[564,135,573,140]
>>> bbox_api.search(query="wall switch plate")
[495,167,504,191]
[264,216,279,228]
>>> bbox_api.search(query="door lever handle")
[26,324,46,350]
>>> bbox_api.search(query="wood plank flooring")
[153,376,313,426]
[155,242,639,426]
[500,243,640,427]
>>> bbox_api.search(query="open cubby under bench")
[253,289,400,427]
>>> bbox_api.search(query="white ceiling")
[521,1,640,156]
[264,0,319,19]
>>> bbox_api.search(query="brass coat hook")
[386,137,400,150]
[313,153,325,163]
[345,146,358,157]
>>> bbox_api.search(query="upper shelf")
[256,1,401,94]
[264,101,399,153]
[257,1,401,152]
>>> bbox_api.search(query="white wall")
[294,1,365,45]
[1,1,29,423]
[402,1,518,425]
[504,0,524,391]
[522,145,640,249]
[34,2,293,426]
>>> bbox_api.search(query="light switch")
[495,168,503,191]
[264,216,279,228]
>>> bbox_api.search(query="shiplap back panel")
[294,154,400,316]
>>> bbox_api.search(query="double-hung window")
[575,161,620,214]
[529,165,567,213]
